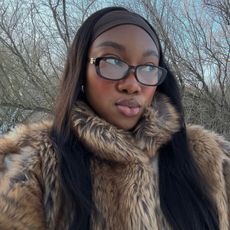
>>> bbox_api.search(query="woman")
[0,6,229,230]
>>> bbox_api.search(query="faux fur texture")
[0,95,229,229]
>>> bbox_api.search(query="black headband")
[92,10,160,51]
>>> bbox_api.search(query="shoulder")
[186,124,229,162]
[0,120,55,186]
[186,124,229,175]
[186,124,230,180]
[0,120,53,154]
[187,125,230,187]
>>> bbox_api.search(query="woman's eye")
[105,58,124,66]
[141,65,155,72]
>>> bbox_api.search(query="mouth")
[115,99,141,117]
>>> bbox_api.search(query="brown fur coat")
[0,95,229,230]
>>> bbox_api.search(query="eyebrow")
[96,41,125,52]
[143,49,159,58]
[96,41,159,58]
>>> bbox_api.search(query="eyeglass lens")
[98,57,163,85]
[99,58,127,80]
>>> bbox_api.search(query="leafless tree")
[0,0,101,133]
[121,0,230,138]
[1,0,229,138]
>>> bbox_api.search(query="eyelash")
[99,54,157,66]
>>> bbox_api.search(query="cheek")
[86,66,114,99]
[143,87,156,105]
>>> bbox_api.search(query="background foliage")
[0,0,229,139]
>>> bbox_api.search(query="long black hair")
[50,6,219,230]
[157,67,219,229]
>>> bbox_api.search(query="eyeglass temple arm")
[89,58,96,64]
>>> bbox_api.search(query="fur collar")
[71,93,180,163]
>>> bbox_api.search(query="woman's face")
[86,25,159,130]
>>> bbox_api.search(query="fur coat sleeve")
[0,122,53,230]
[187,125,230,228]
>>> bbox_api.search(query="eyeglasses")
[89,57,167,86]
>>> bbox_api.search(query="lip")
[115,99,141,117]
[115,98,141,108]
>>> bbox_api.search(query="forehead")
[90,25,159,57]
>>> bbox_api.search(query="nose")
[117,71,141,94]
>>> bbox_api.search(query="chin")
[113,121,137,131]
[106,115,140,131]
